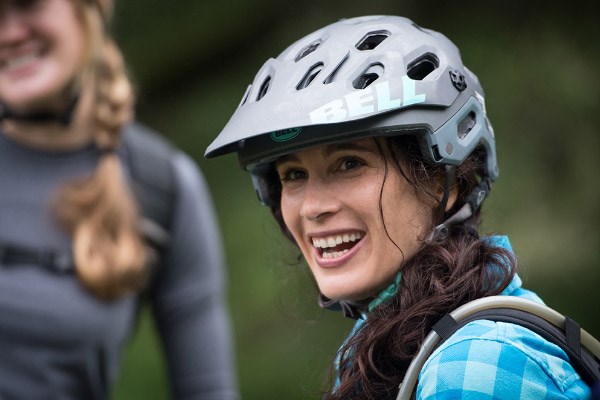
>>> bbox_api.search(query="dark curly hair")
[260,134,516,399]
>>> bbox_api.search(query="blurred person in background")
[0,0,238,398]
[206,15,594,399]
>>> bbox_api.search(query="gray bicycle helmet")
[206,15,497,208]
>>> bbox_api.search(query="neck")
[0,86,96,151]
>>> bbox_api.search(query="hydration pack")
[396,296,600,399]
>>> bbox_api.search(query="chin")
[319,284,371,303]
[1,72,71,112]
[3,86,66,114]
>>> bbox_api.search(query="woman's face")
[0,0,87,113]
[276,138,433,301]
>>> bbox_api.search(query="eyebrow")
[276,141,376,165]
[322,141,375,157]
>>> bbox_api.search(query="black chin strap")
[0,94,79,126]
[436,165,456,222]
[318,293,370,320]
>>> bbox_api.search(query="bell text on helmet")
[308,77,426,124]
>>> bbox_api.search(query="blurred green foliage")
[109,1,599,398]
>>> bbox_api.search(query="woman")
[0,0,237,398]
[206,15,591,399]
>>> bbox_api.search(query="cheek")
[62,25,88,70]
[382,179,433,254]
[280,194,301,240]
[50,4,90,62]
[280,194,292,228]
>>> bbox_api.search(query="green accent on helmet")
[270,127,302,142]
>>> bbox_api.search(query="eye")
[279,168,307,182]
[338,157,365,171]
[11,0,42,11]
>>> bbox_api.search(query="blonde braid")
[54,2,148,300]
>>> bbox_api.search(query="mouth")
[311,231,364,260]
[0,48,43,73]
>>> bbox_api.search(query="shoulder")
[120,122,208,229]
[122,122,176,155]
[121,122,178,163]
[417,320,590,399]
[120,122,178,187]
[120,122,204,190]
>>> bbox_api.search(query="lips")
[310,231,364,265]
[1,52,37,71]
[0,43,44,74]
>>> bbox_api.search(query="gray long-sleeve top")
[0,123,238,399]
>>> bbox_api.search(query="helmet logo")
[308,77,426,124]
[450,69,467,91]
[270,127,302,142]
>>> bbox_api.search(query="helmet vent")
[323,54,349,84]
[407,53,439,80]
[295,40,322,62]
[431,145,443,162]
[239,85,251,107]
[297,63,324,90]
[353,63,384,89]
[355,31,390,51]
[256,76,271,101]
[458,111,476,139]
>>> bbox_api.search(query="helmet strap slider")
[427,176,492,242]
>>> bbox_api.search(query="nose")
[299,177,340,221]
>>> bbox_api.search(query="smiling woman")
[206,15,592,399]
[0,1,238,399]
[275,138,431,302]
[0,0,86,113]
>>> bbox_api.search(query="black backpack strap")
[397,296,600,399]
[431,308,600,385]
[0,244,74,273]
[430,313,459,341]
[565,316,582,356]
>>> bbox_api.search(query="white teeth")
[322,249,350,259]
[2,52,38,71]
[312,232,362,249]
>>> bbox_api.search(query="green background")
[109,1,599,398]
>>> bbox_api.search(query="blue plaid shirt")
[338,236,591,399]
